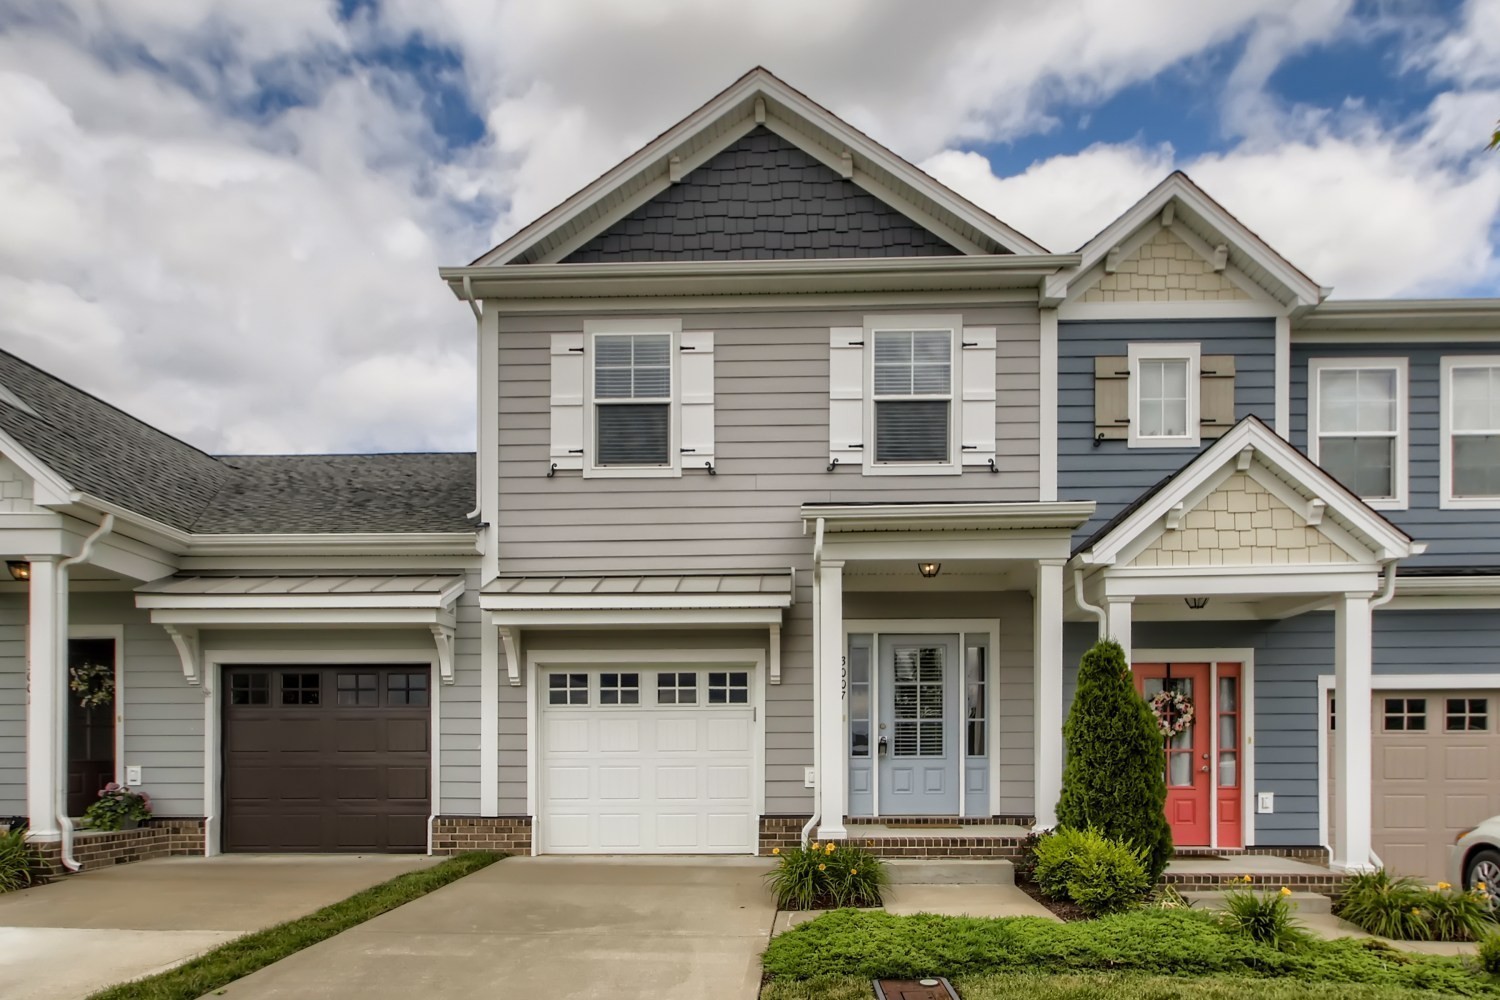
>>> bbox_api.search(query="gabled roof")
[1073,416,1416,566]
[471,67,1047,266]
[0,347,476,536]
[1044,172,1325,310]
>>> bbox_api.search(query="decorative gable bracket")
[164,625,201,686]
[430,623,456,685]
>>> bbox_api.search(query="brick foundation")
[1163,870,1353,895]
[759,816,1029,859]
[30,817,205,875]
[431,815,532,855]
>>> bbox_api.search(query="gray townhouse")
[1,68,1496,884]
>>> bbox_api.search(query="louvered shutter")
[679,330,715,470]
[829,327,865,466]
[550,333,585,470]
[1093,356,1130,441]
[1199,355,1237,438]
[960,326,997,467]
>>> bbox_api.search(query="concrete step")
[885,859,1016,885]
[1181,889,1332,914]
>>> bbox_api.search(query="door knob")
[1199,764,1210,773]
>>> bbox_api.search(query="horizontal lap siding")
[444,575,481,815]
[0,595,23,814]
[497,307,1042,810]
[1290,342,1500,568]
[1059,319,1276,541]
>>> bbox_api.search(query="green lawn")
[86,852,504,1000]
[761,909,1499,998]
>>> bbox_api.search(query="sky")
[1,0,1499,454]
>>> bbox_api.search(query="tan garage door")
[1331,690,1500,881]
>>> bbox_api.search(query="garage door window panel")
[600,672,640,705]
[658,672,698,705]
[548,673,588,706]
[387,671,427,706]
[1384,698,1426,732]
[336,672,378,707]
[230,672,269,706]
[707,671,749,705]
[1446,698,1488,732]
[281,673,320,705]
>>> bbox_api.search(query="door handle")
[1199,764,1210,773]
[878,736,888,758]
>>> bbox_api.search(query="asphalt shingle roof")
[0,348,476,535]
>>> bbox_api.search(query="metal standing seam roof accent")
[484,573,793,598]
[136,574,464,598]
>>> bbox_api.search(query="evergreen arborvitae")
[1055,638,1173,879]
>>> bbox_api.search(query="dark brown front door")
[68,638,116,817]
[222,665,431,853]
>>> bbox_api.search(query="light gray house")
[3,69,1496,883]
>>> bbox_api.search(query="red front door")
[1133,662,1211,847]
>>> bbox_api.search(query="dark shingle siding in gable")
[562,127,966,262]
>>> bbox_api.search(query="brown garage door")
[223,665,431,853]
[1330,689,1500,881]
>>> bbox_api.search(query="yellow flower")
[1410,907,1422,915]
[818,864,826,871]
[1437,881,1451,891]
[811,842,820,851]
[826,843,836,853]
[1242,874,1253,883]
[850,868,859,875]
[771,847,780,855]
[1479,882,1488,892]
[1279,887,1292,896]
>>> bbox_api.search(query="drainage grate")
[874,978,959,1000]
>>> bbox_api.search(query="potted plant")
[82,783,152,831]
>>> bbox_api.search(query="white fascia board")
[183,532,480,557]
[0,427,75,506]
[487,608,784,628]
[1058,300,1283,322]
[1101,565,1382,599]
[822,532,1076,563]
[144,607,457,628]
[479,593,792,612]
[1295,298,1500,337]
[800,501,1096,533]
[1395,574,1500,597]
[1079,418,1414,566]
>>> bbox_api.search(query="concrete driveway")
[0,854,436,1000]
[216,857,777,1000]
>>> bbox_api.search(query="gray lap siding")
[1059,318,1276,542]
[1064,610,1500,846]
[0,595,24,814]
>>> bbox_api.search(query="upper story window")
[1127,342,1200,449]
[871,328,953,465]
[1308,358,1407,509]
[593,332,672,468]
[1442,357,1500,509]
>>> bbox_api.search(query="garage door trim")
[204,648,441,857]
[1317,671,1500,861]
[526,647,767,856]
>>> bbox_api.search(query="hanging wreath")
[69,661,114,710]
[1148,689,1195,738]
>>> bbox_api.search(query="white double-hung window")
[1127,342,1200,448]
[871,327,955,466]
[1308,358,1407,508]
[593,332,673,467]
[1442,356,1500,508]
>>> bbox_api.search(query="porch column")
[1033,559,1065,830]
[24,558,63,840]
[1105,596,1133,663]
[816,559,847,839]
[1331,592,1374,870]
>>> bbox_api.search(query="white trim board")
[523,646,768,857]
[1134,647,1257,849]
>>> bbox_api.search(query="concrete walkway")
[215,857,778,1000]
[0,854,436,1000]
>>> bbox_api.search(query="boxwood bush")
[1033,827,1152,915]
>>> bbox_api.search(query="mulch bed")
[1017,879,1089,921]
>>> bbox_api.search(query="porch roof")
[136,574,465,608]
[801,500,1096,534]
[480,571,793,611]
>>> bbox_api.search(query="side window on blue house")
[1442,357,1500,509]
[1308,358,1407,509]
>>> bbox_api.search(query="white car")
[1453,816,1500,909]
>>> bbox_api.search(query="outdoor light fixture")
[918,562,941,579]
[1184,596,1210,610]
[6,561,30,582]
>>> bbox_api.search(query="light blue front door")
[877,634,959,815]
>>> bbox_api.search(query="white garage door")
[540,666,757,854]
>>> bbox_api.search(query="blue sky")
[0,0,1498,451]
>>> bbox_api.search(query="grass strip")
[762,972,1480,1000]
[762,909,1499,997]
[86,851,504,1000]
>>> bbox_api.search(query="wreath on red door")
[1148,689,1195,737]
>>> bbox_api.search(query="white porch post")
[24,558,63,840]
[816,559,847,839]
[1331,592,1374,870]
[1033,559,1065,830]
[1105,596,1133,663]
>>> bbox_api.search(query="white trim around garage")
[523,646,768,856]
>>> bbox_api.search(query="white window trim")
[582,319,682,479]
[1440,354,1500,510]
[1127,342,1201,449]
[861,313,962,476]
[1307,357,1408,511]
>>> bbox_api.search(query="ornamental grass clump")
[1479,932,1500,975]
[1336,869,1497,942]
[765,841,889,910]
[1056,639,1173,880]
[1220,887,1310,951]
[0,827,42,893]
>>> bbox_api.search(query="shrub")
[1479,932,1500,975]
[765,841,888,910]
[82,782,152,831]
[1421,884,1496,943]
[1335,870,1495,942]
[1056,639,1173,880]
[1220,888,1310,951]
[0,827,41,893]
[1033,827,1151,916]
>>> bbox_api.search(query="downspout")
[55,513,115,871]
[1363,561,1398,871]
[1072,567,1107,639]
[801,517,825,847]
[462,275,483,522]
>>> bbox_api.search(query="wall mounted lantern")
[918,562,941,579]
[7,561,30,582]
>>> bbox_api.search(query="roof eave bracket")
[164,625,201,686]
